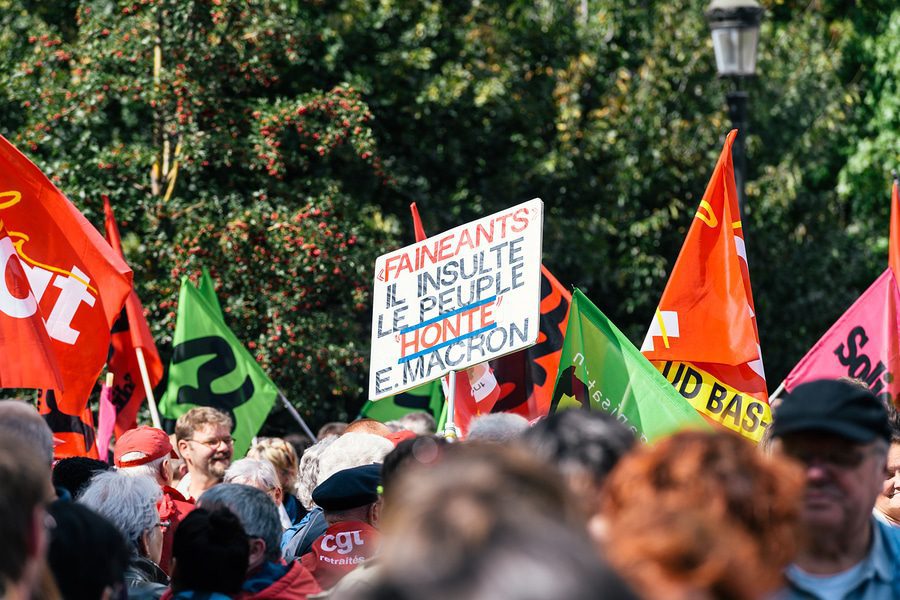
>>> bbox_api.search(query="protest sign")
[369,199,544,400]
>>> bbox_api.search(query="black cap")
[313,464,382,511]
[771,379,890,443]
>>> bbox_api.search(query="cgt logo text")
[321,530,366,555]
[0,235,97,345]
[834,326,895,405]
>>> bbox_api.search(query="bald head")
[0,400,54,466]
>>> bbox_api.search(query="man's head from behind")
[198,483,282,571]
[770,379,889,536]
[313,464,383,528]
[115,426,178,486]
[0,433,51,599]
[175,407,234,481]
[0,400,54,468]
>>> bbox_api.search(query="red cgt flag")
[0,135,132,437]
[103,197,164,438]
[0,220,64,389]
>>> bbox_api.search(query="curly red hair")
[602,430,803,600]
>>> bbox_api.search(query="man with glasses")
[770,378,900,599]
[175,407,234,501]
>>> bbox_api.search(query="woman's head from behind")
[602,430,804,600]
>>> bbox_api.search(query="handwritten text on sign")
[368,199,543,400]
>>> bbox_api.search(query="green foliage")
[2,0,899,431]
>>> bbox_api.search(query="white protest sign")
[368,199,543,400]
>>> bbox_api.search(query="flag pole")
[769,380,786,401]
[135,347,162,428]
[443,370,459,439]
[277,391,317,442]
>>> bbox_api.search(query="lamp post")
[705,0,763,217]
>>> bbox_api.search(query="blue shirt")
[780,518,900,600]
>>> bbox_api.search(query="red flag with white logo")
[0,135,132,417]
[0,220,64,389]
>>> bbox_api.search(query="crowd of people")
[2,377,900,599]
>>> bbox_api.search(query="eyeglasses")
[187,436,234,449]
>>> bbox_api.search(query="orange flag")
[641,130,770,442]
[103,197,164,438]
[0,135,132,447]
[0,220,64,390]
[890,175,900,284]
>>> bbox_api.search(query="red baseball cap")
[114,426,178,467]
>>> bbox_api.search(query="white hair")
[297,435,338,510]
[224,458,280,492]
[316,432,393,485]
[399,411,437,435]
[79,471,161,551]
[467,413,530,443]
[117,453,166,482]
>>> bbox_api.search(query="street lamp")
[705,0,763,216]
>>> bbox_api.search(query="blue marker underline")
[399,295,497,335]
[398,324,498,363]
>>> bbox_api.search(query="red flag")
[890,176,900,283]
[38,389,100,459]
[490,265,571,419]
[103,197,164,437]
[0,220,64,389]
[0,135,132,420]
[641,130,769,442]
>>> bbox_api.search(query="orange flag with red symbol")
[0,135,132,457]
[640,130,770,442]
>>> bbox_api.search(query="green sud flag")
[550,290,708,443]
[360,380,443,423]
[159,277,277,458]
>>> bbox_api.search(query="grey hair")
[0,400,54,466]
[199,483,282,562]
[467,413,530,443]
[316,432,393,485]
[117,454,167,482]
[78,471,161,552]
[297,435,338,510]
[399,411,437,435]
[224,458,279,491]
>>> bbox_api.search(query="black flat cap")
[771,379,890,443]
[313,463,382,511]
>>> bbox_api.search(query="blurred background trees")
[1,0,897,429]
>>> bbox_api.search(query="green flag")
[198,267,225,321]
[360,380,444,424]
[159,278,277,457]
[550,289,708,443]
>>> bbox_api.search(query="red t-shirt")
[300,521,379,590]
[157,485,195,574]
